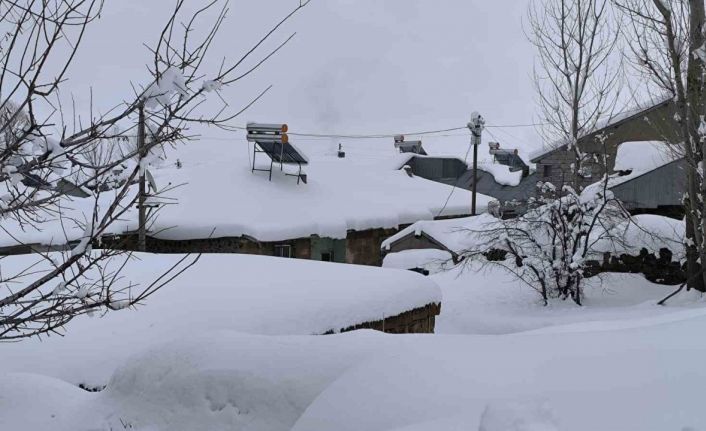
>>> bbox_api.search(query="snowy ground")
[2,253,706,431]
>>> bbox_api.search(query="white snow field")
[0,252,441,387]
[2,250,706,430]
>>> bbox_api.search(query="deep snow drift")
[2,250,706,430]
[0,252,440,387]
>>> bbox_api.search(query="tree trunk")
[687,0,706,288]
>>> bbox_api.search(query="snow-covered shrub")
[461,179,629,305]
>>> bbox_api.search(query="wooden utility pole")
[468,112,484,216]
[137,102,147,252]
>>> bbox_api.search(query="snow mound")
[0,253,441,386]
[95,332,384,431]
[478,161,524,187]
[592,214,685,260]
[478,401,559,431]
[0,373,90,430]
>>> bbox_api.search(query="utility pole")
[468,112,485,216]
[137,102,147,252]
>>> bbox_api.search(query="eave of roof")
[529,96,673,163]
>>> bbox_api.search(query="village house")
[530,97,685,216]
[0,140,492,267]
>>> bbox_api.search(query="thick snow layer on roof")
[613,140,676,172]
[0,253,440,385]
[0,140,491,248]
[151,141,488,242]
[603,141,681,189]
[381,213,499,254]
[592,214,685,260]
[477,161,523,186]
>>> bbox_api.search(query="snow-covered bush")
[461,179,629,305]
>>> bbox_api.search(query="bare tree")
[614,0,706,292]
[459,140,630,306]
[0,0,311,340]
[527,0,621,190]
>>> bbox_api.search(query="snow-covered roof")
[398,153,525,187]
[529,96,673,163]
[0,139,494,248]
[382,213,499,254]
[607,140,681,188]
[592,214,685,261]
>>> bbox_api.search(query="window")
[542,164,552,178]
[274,245,292,258]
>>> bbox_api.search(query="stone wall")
[102,234,312,259]
[346,227,400,266]
[325,303,442,335]
[102,227,401,266]
[585,248,686,285]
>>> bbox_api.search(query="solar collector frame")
[250,138,308,184]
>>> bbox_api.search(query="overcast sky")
[63,0,539,154]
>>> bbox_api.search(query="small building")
[381,214,497,266]
[530,97,679,191]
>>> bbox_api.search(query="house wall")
[311,236,347,263]
[611,159,687,210]
[103,235,312,260]
[102,227,400,266]
[536,101,680,189]
[346,227,400,266]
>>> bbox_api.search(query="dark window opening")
[274,245,292,258]
[321,252,333,262]
[542,164,552,178]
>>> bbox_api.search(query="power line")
[436,137,474,218]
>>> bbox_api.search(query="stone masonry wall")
[346,227,400,266]
[325,303,442,335]
[102,235,312,259]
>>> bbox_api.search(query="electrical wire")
[435,136,474,218]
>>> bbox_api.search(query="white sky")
[62,0,540,155]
